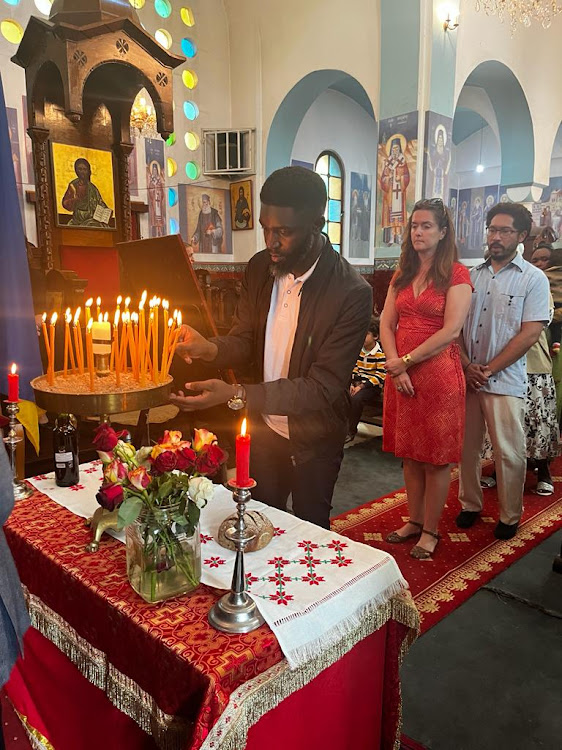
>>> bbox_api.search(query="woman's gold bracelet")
[402,353,413,366]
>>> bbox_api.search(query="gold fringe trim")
[200,593,419,750]
[22,588,192,750]
[14,709,55,750]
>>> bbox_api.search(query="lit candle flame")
[74,307,81,325]
[98,314,103,322]
[65,310,72,324]
[42,312,47,323]
[10,363,17,375]
[85,298,93,307]
[140,290,147,305]
[50,312,58,325]
[241,418,247,437]
[162,299,169,311]
[117,296,122,306]
[168,318,173,328]
[131,312,139,323]
[103,312,109,322]
[87,318,93,332]
[96,297,101,306]
[125,296,131,308]
[114,310,120,326]
[177,311,182,327]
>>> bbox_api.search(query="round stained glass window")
[185,132,200,151]
[34,0,52,13]
[129,0,145,8]
[180,7,194,26]
[168,187,177,207]
[182,70,198,90]
[181,38,197,57]
[155,28,172,49]
[1,19,23,43]
[167,157,177,178]
[183,101,199,120]
[166,132,176,147]
[154,0,171,19]
[185,161,200,180]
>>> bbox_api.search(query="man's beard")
[202,205,211,214]
[268,236,314,279]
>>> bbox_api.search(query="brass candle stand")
[3,401,33,501]
[208,479,265,634]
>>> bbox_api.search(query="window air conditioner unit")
[202,128,255,177]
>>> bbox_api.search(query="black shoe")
[456,510,480,528]
[494,521,518,540]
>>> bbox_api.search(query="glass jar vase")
[125,502,201,603]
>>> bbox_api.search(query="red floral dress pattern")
[383,263,472,464]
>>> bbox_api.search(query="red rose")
[96,483,124,511]
[176,446,197,472]
[152,450,178,475]
[93,423,127,452]
[195,444,227,476]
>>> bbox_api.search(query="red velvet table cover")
[4,488,418,749]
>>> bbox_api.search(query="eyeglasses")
[486,226,518,237]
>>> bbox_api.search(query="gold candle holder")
[2,401,33,501]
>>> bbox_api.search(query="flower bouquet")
[93,424,227,603]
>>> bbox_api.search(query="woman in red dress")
[381,199,472,559]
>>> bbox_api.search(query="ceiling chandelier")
[475,0,562,30]
[130,89,158,138]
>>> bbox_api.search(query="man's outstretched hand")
[175,325,218,365]
[170,380,235,411]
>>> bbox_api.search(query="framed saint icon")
[229,179,253,231]
[51,142,116,229]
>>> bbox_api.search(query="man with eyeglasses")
[457,202,550,540]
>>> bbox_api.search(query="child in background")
[347,315,386,442]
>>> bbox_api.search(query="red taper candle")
[7,363,19,402]
[235,417,251,486]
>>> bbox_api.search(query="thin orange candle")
[147,312,154,380]
[151,301,159,383]
[161,317,172,377]
[96,297,101,319]
[116,295,122,314]
[127,316,137,379]
[86,319,95,391]
[113,310,121,387]
[48,312,57,385]
[85,298,93,324]
[63,308,71,377]
[119,312,129,372]
[131,312,139,381]
[124,296,131,315]
[74,308,84,374]
[41,313,51,362]
[164,312,182,377]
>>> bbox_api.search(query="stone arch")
[265,70,376,176]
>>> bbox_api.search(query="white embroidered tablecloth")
[27,462,408,669]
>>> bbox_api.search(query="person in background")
[347,314,385,442]
[381,198,472,559]
[170,166,372,529]
[0,442,31,748]
[457,203,550,540]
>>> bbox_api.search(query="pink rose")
[195,443,227,476]
[96,483,124,511]
[128,466,151,491]
[152,450,178,475]
[175,446,197,472]
[103,459,127,484]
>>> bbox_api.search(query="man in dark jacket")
[171,166,372,528]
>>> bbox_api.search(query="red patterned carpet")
[332,461,562,634]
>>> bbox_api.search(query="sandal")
[480,476,496,489]
[386,520,423,544]
[410,529,440,560]
[535,481,554,496]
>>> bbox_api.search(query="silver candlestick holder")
[208,478,265,634]
[2,401,33,501]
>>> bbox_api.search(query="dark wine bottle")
[53,413,79,487]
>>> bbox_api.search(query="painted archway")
[265,70,376,176]
[454,61,534,189]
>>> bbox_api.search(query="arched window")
[315,151,344,253]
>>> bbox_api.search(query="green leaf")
[185,500,200,536]
[117,497,143,529]
[157,480,174,499]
